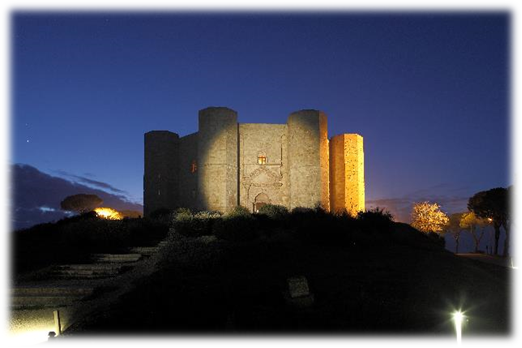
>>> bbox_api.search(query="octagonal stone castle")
[144,107,364,216]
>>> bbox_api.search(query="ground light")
[8,328,54,346]
[453,310,465,344]
[9,309,62,345]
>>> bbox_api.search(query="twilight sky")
[12,12,510,222]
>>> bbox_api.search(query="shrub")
[357,207,394,234]
[257,204,289,219]
[193,211,222,236]
[194,211,222,219]
[173,209,221,237]
[291,207,315,215]
[213,215,259,242]
[227,205,252,217]
[427,231,446,248]
[150,208,174,225]
[173,207,192,220]
[289,206,339,243]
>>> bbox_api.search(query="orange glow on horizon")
[94,207,123,220]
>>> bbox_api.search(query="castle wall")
[178,132,199,211]
[197,107,238,213]
[287,110,330,211]
[238,123,288,211]
[143,131,179,216]
[144,107,364,216]
[329,134,365,216]
[329,135,346,214]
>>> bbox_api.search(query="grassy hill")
[62,209,510,335]
[12,212,169,279]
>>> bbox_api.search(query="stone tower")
[329,134,365,216]
[287,110,330,211]
[197,107,238,213]
[143,131,180,216]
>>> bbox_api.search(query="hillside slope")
[66,222,510,335]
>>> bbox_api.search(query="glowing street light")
[453,310,465,344]
[511,258,518,269]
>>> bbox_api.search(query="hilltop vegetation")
[12,213,168,278]
[61,205,508,334]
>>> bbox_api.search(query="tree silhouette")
[468,187,509,256]
[444,212,465,253]
[60,194,103,214]
[459,212,487,253]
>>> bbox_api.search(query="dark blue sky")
[12,12,510,221]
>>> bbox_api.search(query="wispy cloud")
[12,164,142,230]
[367,184,471,223]
[54,170,127,195]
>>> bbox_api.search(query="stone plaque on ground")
[287,276,310,298]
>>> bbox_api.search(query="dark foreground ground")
[64,223,510,335]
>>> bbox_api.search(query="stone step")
[50,270,119,279]
[90,253,142,263]
[12,286,94,297]
[128,247,159,256]
[57,264,124,271]
[11,295,82,308]
[53,268,120,276]
[52,274,112,280]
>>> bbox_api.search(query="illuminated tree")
[60,194,103,214]
[411,201,449,234]
[459,212,487,253]
[468,187,509,256]
[444,213,465,253]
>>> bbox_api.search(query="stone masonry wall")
[319,113,330,211]
[238,123,288,211]
[178,132,199,211]
[287,110,330,211]
[329,133,365,216]
[197,107,238,213]
[143,131,179,217]
[329,134,346,214]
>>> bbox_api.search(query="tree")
[459,212,487,253]
[411,201,449,234]
[60,194,103,214]
[468,187,509,256]
[444,212,465,254]
[504,186,512,257]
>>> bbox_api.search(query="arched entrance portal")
[253,193,270,213]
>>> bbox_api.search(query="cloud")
[10,164,142,231]
[53,170,127,194]
[367,185,471,223]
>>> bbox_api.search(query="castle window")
[257,154,267,165]
[190,160,197,173]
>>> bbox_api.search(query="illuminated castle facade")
[144,107,365,216]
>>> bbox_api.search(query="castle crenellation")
[144,107,365,216]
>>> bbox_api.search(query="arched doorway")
[253,193,270,213]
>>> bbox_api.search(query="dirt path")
[457,253,514,268]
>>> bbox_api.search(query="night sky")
[12,12,510,223]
